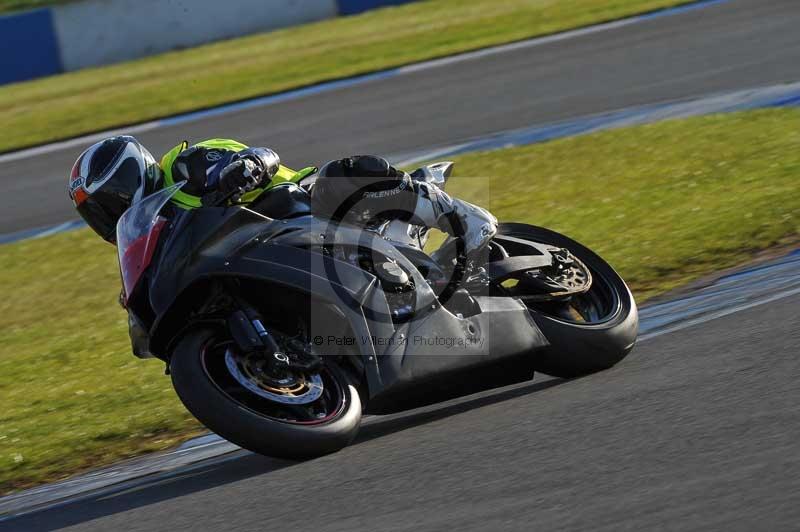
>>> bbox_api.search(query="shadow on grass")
[3,377,564,531]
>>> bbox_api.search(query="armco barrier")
[0,8,61,84]
[52,0,339,71]
[0,0,420,85]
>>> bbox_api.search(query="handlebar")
[204,187,245,208]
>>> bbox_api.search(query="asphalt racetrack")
[2,0,800,530]
[2,0,800,234]
[7,291,800,530]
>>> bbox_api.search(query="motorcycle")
[117,162,638,458]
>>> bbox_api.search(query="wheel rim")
[200,339,346,426]
[223,348,326,405]
[498,238,622,325]
[528,266,620,325]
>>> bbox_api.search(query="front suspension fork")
[224,282,321,373]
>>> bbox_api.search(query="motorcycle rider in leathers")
[68,136,498,351]
[68,135,497,259]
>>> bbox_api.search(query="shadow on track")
[354,377,565,444]
[3,377,564,531]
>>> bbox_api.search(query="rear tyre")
[498,223,639,378]
[170,328,362,459]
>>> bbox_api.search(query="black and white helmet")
[68,135,161,243]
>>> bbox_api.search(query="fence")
[0,0,418,85]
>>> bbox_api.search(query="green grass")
[0,231,206,496]
[448,110,800,300]
[2,108,799,494]
[0,0,71,14]
[0,0,694,153]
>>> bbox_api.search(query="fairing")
[116,182,184,302]
[135,181,549,411]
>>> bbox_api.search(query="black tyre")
[498,223,639,378]
[170,328,362,459]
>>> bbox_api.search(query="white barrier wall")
[52,0,339,71]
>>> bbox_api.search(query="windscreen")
[116,182,184,300]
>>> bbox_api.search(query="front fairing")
[147,204,278,317]
[116,182,185,306]
[147,183,318,316]
[147,206,440,323]
[142,187,548,409]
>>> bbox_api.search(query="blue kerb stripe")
[638,0,732,20]
[718,253,800,283]
[0,8,62,84]
[766,95,800,108]
[0,220,86,245]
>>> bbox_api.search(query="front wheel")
[497,223,639,378]
[170,328,362,459]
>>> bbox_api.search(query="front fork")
[224,283,321,374]
[227,309,286,368]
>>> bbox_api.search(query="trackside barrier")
[0,0,420,85]
[0,8,61,84]
[52,0,339,71]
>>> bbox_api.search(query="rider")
[67,135,497,258]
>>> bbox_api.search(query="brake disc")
[224,348,324,405]
[520,249,593,301]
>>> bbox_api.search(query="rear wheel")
[496,223,639,378]
[170,327,362,459]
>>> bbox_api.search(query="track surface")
[2,0,800,233]
[6,292,800,531]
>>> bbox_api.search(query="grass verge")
[1,108,799,494]
[0,0,695,153]
[0,0,71,14]
[449,109,800,301]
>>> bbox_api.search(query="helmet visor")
[76,194,127,243]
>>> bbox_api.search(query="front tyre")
[170,328,362,459]
[498,223,639,378]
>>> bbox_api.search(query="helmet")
[68,136,161,243]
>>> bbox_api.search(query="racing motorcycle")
[118,162,638,458]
